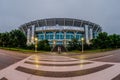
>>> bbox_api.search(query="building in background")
[19,18,102,47]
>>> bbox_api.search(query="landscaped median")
[68,48,119,54]
[0,47,119,53]
[0,47,49,54]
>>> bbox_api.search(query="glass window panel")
[50,35,53,39]
[38,32,44,40]
[66,32,74,39]
[55,32,64,40]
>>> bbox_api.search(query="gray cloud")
[0,0,120,34]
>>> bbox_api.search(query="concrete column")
[29,27,32,43]
[36,20,39,27]
[74,32,76,38]
[92,24,96,39]
[84,25,89,43]
[84,26,86,43]
[92,29,96,39]
[92,27,99,39]
[27,28,30,44]
[31,25,35,44]
[64,32,66,47]
[80,21,83,27]
[95,27,100,37]
[90,28,93,40]
[88,27,91,42]
[64,18,65,26]
[72,20,75,26]
[84,26,86,40]
[53,32,56,40]
[44,32,46,40]
[53,32,56,47]
[20,27,26,35]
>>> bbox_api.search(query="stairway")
[51,45,68,52]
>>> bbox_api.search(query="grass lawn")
[67,48,119,54]
[0,47,119,55]
[0,47,49,54]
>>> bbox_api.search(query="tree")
[9,30,27,48]
[91,32,120,49]
[0,30,27,48]
[109,34,120,48]
[67,38,81,51]
[0,32,10,47]
[91,32,110,49]
[37,40,51,51]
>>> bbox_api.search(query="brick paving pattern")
[0,55,120,80]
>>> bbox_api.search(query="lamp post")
[31,37,34,44]
[35,37,38,52]
[81,38,84,53]
[53,40,56,47]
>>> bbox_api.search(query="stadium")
[19,18,102,48]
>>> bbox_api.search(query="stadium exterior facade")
[19,18,102,47]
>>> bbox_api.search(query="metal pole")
[82,40,83,53]
[35,44,37,52]
[81,38,84,53]
[35,37,38,52]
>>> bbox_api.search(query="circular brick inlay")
[16,64,113,77]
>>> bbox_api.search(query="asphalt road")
[68,49,120,63]
[0,49,30,70]
[90,49,120,62]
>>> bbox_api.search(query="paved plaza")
[0,51,120,80]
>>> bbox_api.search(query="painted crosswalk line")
[0,55,120,80]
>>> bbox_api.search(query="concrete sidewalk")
[0,54,120,80]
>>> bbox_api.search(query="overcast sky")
[0,0,120,34]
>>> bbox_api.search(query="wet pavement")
[0,49,30,70]
[0,49,120,80]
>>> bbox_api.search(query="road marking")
[112,73,120,80]
[24,61,93,66]
[0,55,120,80]
[89,54,114,60]
[16,64,113,77]
[0,52,25,60]
[0,77,8,80]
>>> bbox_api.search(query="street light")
[81,38,84,53]
[53,40,56,46]
[35,37,38,52]
[31,37,34,44]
